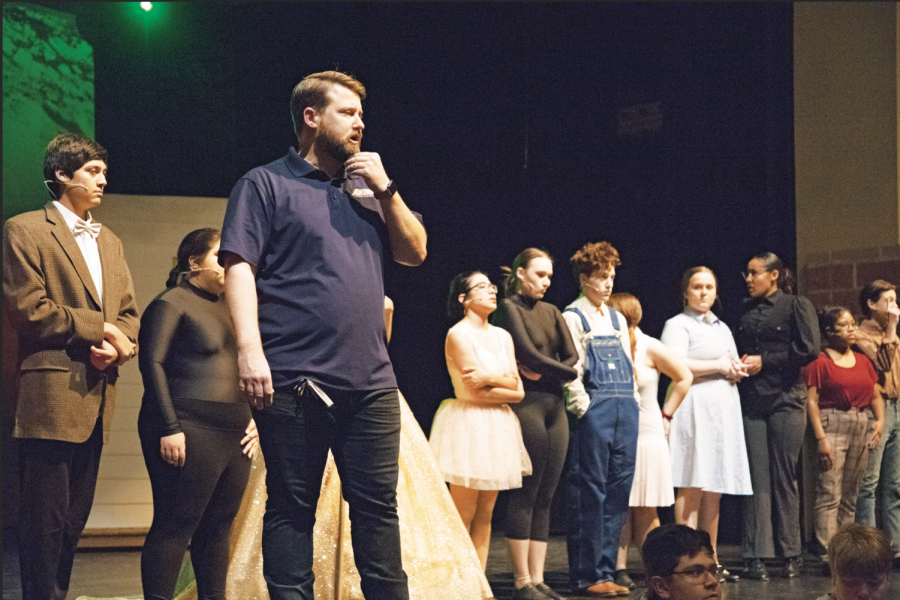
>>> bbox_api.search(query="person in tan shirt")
[853,280,900,568]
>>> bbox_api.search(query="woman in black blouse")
[493,248,578,600]
[735,251,820,581]
[138,228,258,600]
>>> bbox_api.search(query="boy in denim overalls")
[562,242,639,597]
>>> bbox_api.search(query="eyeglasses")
[741,269,770,280]
[835,321,858,331]
[467,282,498,295]
[670,565,724,583]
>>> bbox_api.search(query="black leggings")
[139,419,251,600]
[505,391,569,541]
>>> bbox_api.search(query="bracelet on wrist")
[661,410,674,422]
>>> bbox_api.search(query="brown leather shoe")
[580,581,631,597]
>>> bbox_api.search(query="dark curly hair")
[816,305,852,340]
[570,241,620,283]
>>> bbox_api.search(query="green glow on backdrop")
[2,3,95,221]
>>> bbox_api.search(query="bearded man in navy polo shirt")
[220,71,426,600]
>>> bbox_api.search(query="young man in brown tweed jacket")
[2,133,139,600]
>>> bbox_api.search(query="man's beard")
[318,128,359,162]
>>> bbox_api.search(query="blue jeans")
[855,399,900,553]
[566,394,639,591]
[254,386,408,600]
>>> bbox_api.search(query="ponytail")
[627,325,638,383]
[500,265,514,299]
[753,252,794,295]
[165,265,182,289]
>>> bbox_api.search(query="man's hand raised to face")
[344,152,391,194]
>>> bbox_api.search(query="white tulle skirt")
[429,398,532,490]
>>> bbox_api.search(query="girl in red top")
[806,305,885,558]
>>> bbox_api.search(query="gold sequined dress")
[174,392,493,600]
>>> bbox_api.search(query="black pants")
[506,391,569,542]
[18,418,104,600]
[139,419,251,600]
[742,408,806,559]
[254,386,408,600]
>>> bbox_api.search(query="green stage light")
[129,1,164,35]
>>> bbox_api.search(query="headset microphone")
[182,267,224,275]
[43,180,91,198]
[50,180,90,191]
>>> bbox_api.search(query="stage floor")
[3,533,899,599]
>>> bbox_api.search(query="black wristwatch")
[376,179,398,200]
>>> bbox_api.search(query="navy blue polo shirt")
[219,147,396,391]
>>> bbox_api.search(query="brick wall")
[801,245,900,314]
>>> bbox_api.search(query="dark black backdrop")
[38,2,796,538]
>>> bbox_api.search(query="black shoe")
[784,556,802,578]
[719,565,740,583]
[743,558,769,581]
[613,569,636,590]
[512,583,544,600]
[534,582,568,600]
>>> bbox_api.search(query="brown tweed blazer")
[3,202,139,443]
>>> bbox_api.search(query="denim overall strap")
[565,307,592,334]
[607,306,621,331]
[563,306,620,332]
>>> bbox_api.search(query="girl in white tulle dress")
[430,271,530,570]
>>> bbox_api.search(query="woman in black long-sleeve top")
[735,252,820,581]
[138,228,258,600]
[492,248,578,600]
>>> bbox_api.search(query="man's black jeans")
[254,385,409,600]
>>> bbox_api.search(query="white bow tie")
[73,218,101,239]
